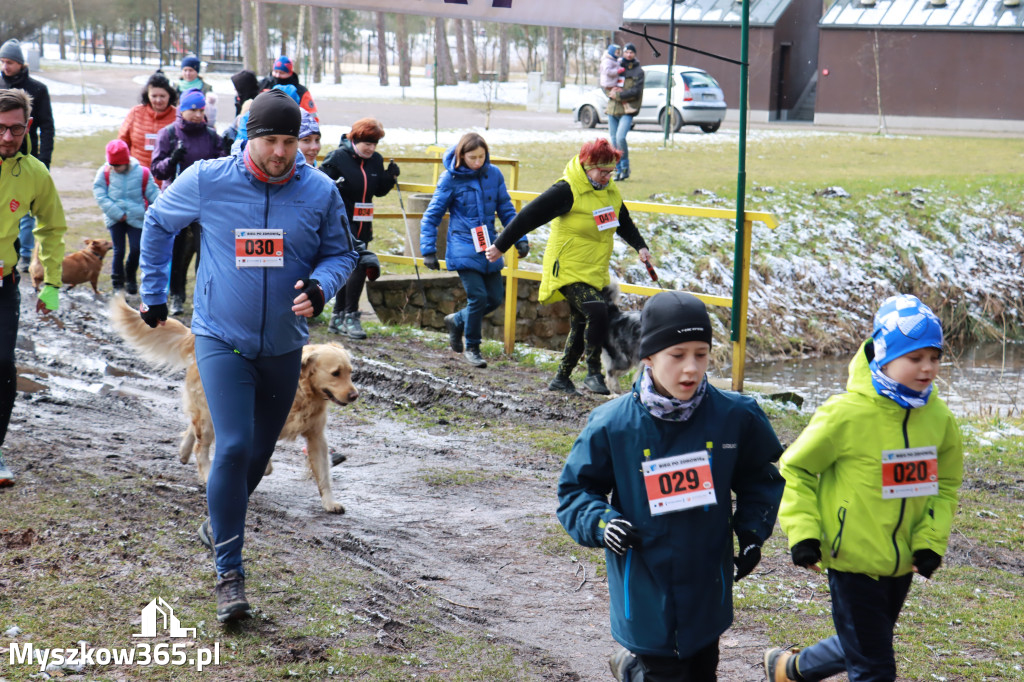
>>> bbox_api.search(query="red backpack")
[104,165,153,209]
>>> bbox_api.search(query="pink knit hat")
[106,139,131,165]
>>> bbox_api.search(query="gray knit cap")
[0,40,26,65]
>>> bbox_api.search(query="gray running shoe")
[215,570,252,623]
[343,312,368,340]
[0,451,14,487]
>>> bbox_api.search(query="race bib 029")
[642,450,716,516]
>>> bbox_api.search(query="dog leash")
[644,259,665,290]
[392,163,429,307]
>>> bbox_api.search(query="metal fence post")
[730,218,753,392]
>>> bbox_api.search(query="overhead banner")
[270,0,625,31]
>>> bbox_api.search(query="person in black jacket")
[1,39,55,271]
[319,118,399,339]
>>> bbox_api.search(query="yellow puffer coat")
[539,156,623,304]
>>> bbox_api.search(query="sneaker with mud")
[198,519,214,552]
[327,313,345,335]
[764,647,799,682]
[444,313,464,353]
[0,451,14,487]
[215,570,252,623]
[609,646,637,681]
[125,280,138,295]
[169,295,185,316]
[463,346,487,368]
[583,373,611,395]
[343,312,367,340]
[547,376,578,394]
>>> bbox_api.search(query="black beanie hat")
[246,89,302,140]
[623,42,637,53]
[638,291,713,358]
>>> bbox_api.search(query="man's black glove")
[422,253,440,271]
[296,278,325,317]
[734,530,762,582]
[603,518,642,556]
[168,145,187,167]
[515,241,529,258]
[791,538,822,568]
[386,160,400,178]
[140,302,168,329]
[913,549,942,579]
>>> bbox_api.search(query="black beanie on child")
[246,89,302,140]
[638,291,713,358]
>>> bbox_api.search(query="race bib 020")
[881,446,939,499]
[642,450,716,516]
[235,229,284,267]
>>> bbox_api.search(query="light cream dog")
[108,295,358,513]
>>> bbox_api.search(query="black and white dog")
[600,279,643,394]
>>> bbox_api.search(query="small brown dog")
[30,238,114,294]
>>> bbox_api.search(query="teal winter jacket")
[557,378,784,659]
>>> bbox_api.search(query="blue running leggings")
[194,335,301,577]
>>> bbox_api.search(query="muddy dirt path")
[6,280,781,681]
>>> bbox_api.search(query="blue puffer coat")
[140,152,357,358]
[419,145,523,273]
[92,158,161,229]
[557,378,785,659]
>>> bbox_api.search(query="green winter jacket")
[0,151,66,284]
[779,339,963,579]
[538,155,622,304]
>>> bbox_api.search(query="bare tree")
[332,7,342,83]
[498,23,509,82]
[554,28,565,84]
[464,20,480,83]
[434,18,457,85]
[239,0,254,71]
[396,13,411,87]
[255,1,269,74]
[545,27,556,80]
[375,11,388,85]
[453,18,468,81]
[310,6,321,82]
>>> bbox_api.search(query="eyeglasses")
[586,167,615,178]
[0,124,27,137]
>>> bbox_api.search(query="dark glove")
[359,250,381,282]
[791,538,822,568]
[422,253,440,271]
[296,278,325,317]
[169,146,187,166]
[734,530,762,582]
[140,302,168,328]
[603,518,642,557]
[913,549,942,579]
[334,175,346,190]
[386,160,400,178]
[515,241,529,258]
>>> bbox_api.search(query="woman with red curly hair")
[487,138,651,395]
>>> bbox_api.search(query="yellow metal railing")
[368,154,775,391]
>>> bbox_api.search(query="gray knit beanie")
[0,40,26,65]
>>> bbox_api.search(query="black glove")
[422,253,440,271]
[296,278,325,317]
[139,302,168,329]
[913,549,942,579]
[603,518,642,556]
[515,241,529,258]
[168,145,187,167]
[791,538,822,568]
[359,250,381,282]
[386,160,400,178]
[734,530,762,582]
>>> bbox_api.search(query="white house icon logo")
[132,598,196,638]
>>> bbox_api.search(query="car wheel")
[700,122,721,134]
[658,107,683,133]
[579,105,598,129]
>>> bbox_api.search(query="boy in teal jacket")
[558,291,784,681]
[766,294,963,682]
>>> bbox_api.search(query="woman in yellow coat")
[487,139,651,395]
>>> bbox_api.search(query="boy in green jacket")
[766,294,963,682]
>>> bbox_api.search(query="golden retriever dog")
[108,295,358,513]
[30,238,114,293]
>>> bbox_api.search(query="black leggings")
[556,282,608,380]
[169,223,200,299]
[334,264,367,315]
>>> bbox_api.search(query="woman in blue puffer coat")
[419,133,527,368]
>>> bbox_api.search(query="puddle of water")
[744,342,1024,418]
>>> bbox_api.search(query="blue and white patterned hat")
[871,294,943,367]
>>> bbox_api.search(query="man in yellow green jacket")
[766,294,963,682]
[0,88,67,486]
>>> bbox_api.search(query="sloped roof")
[821,0,1024,30]
[622,0,795,27]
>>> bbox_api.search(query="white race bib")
[471,225,491,253]
[593,206,619,231]
[352,203,374,222]
[144,133,158,151]
[235,229,284,268]
[643,450,716,516]
[881,446,939,499]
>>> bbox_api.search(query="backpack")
[105,165,152,209]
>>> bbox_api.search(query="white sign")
[275,0,624,31]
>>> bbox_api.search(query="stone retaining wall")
[366,272,572,351]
